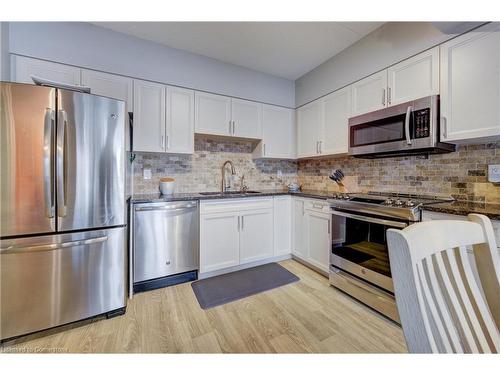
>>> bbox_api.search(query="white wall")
[0,22,9,81]
[295,22,485,107]
[8,22,295,107]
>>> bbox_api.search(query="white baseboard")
[199,253,292,279]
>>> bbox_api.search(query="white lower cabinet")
[305,210,331,273]
[274,196,292,256]
[199,198,275,274]
[292,198,307,258]
[292,197,331,273]
[200,211,240,273]
[239,208,274,264]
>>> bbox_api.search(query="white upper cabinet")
[166,86,195,154]
[322,86,351,155]
[297,100,323,158]
[351,70,388,116]
[231,98,263,139]
[11,55,81,86]
[133,79,166,153]
[440,24,500,143]
[253,105,295,159]
[81,69,134,112]
[387,47,439,106]
[194,91,232,136]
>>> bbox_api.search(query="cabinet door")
[351,70,388,116]
[81,69,134,112]
[306,211,331,273]
[194,91,232,136]
[274,196,292,256]
[292,198,307,258]
[387,47,439,106]
[322,86,351,155]
[166,86,194,154]
[297,100,322,158]
[259,105,296,159]
[239,208,274,264]
[200,212,240,273]
[231,98,263,139]
[440,25,500,142]
[133,79,166,153]
[12,55,80,86]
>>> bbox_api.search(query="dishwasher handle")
[135,203,197,212]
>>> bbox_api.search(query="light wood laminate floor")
[2,260,407,353]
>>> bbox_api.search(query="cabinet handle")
[241,216,244,231]
[316,141,319,154]
[328,219,331,234]
[263,143,266,156]
[229,120,232,135]
[441,115,447,139]
[166,135,170,149]
[387,87,392,105]
[319,141,322,154]
[238,216,240,231]
[382,88,386,106]
[232,121,236,135]
[161,135,165,149]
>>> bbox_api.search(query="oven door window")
[350,113,407,147]
[332,216,395,277]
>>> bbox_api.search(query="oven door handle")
[405,105,413,145]
[331,210,408,228]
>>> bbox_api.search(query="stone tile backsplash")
[131,137,499,204]
[131,135,298,194]
[297,142,500,203]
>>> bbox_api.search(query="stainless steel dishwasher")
[132,201,199,293]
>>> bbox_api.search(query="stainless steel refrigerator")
[0,82,126,341]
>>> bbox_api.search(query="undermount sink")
[199,191,261,196]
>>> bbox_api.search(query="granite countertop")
[130,189,333,203]
[130,190,500,220]
[422,201,500,220]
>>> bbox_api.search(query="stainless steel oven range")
[328,192,453,322]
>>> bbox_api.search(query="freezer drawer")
[0,227,126,340]
[133,201,199,283]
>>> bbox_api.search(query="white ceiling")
[93,22,384,80]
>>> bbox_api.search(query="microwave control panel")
[413,108,430,139]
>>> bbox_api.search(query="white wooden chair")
[387,214,500,353]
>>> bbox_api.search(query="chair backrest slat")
[422,254,464,352]
[387,214,500,353]
[445,247,490,352]
[457,245,500,351]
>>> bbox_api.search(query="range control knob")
[343,194,350,200]
[394,199,403,206]
[405,200,415,207]
[384,198,394,205]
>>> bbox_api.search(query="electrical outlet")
[488,164,500,183]
[277,170,283,178]
[143,168,152,180]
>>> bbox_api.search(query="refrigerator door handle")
[57,110,68,217]
[0,235,108,254]
[43,108,55,218]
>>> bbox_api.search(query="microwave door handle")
[405,105,413,145]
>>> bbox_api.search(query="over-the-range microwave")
[348,95,455,158]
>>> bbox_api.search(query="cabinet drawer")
[304,199,330,213]
[200,197,273,214]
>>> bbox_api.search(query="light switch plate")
[143,168,152,180]
[488,164,500,183]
